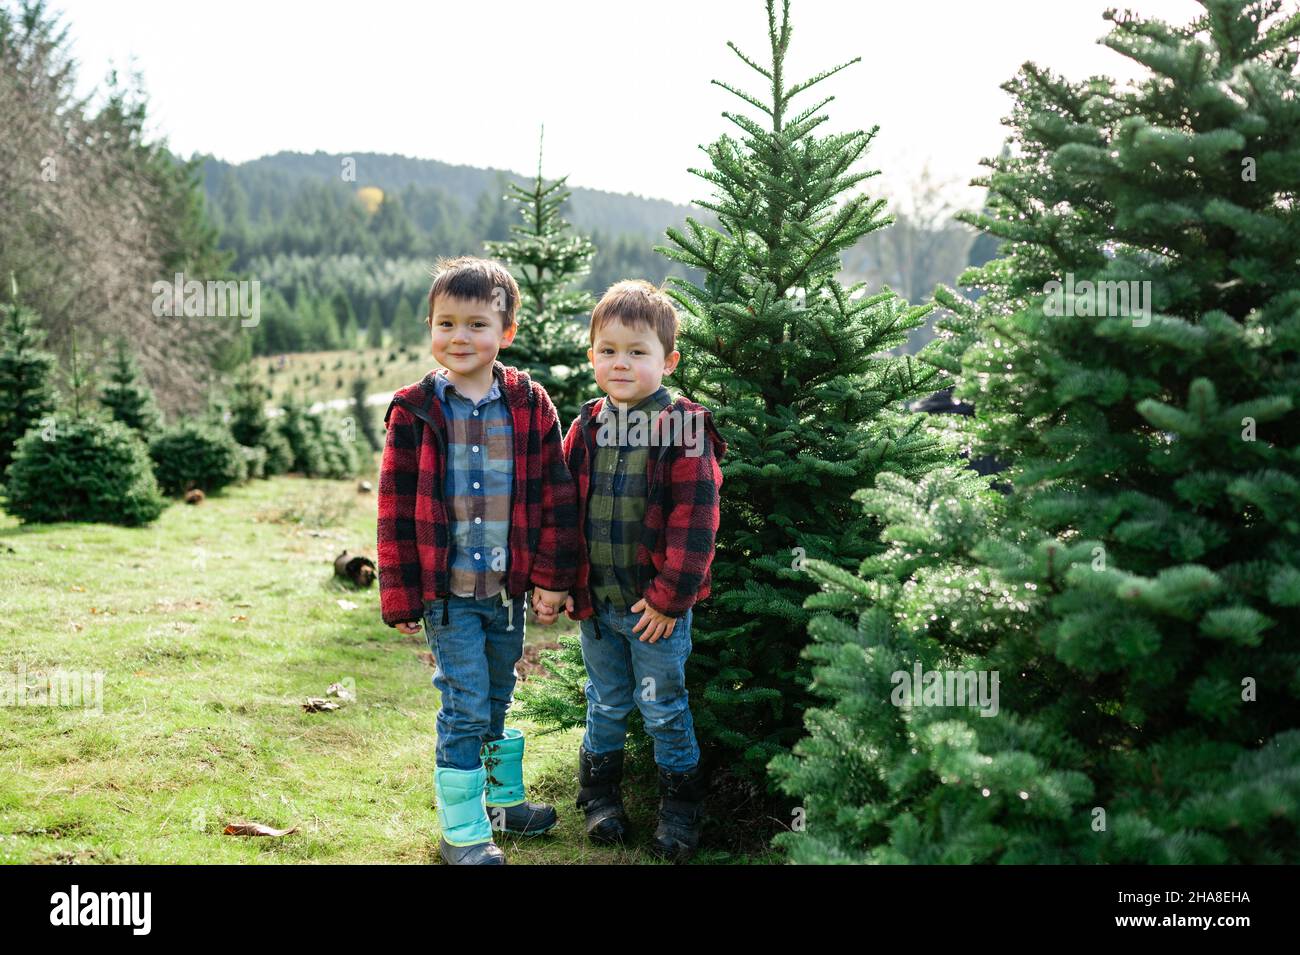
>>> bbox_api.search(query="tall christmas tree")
[658,0,945,781]
[0,278,58,477]
[484,130,597,426]
[518,1,948,782]
[99,337,164,436]
[516,2,949,782]
[774,0,1300,863]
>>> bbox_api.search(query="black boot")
[576,745,629,845]
[649,764,706,862]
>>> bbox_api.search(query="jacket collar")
[417,360,532,417]
[579,389,681,468]
[578,390,728,465]
[431,366,503,405]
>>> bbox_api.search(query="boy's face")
[429,294,515,376]
[587,318,679,406]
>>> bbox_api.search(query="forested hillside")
[200,151,701,358]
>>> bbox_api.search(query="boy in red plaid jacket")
[535,280,726,862]
[377,257,577,865]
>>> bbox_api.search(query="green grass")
[0,464,776,865]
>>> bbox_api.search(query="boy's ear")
[664,350,681,375]
[586,347,594,365]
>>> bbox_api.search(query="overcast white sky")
[55,0,1203,209]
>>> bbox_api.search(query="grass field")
[0,462,775,865]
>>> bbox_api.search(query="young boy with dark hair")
[536,279,726,862]
[377,256,577,865]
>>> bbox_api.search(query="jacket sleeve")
[642,424,722,617]
[529,395,579,593]
[562,416,593,620]
[377,399,425,626]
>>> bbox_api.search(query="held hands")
[630,598,676,643]
[531,588,569,626]
[393,590,573,633]
[403,591,676,638]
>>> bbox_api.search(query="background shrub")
[275,398,326,476]
[310,411,360,479]
[3,416,166,525]
[149,420,248,496]
[239,443,268,480]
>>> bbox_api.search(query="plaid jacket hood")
[564,392,726,620]
[376,360,579,626]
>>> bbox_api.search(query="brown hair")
[589,280,679,357]
[426,256,520,331]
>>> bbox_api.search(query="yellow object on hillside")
[356,186,384,215]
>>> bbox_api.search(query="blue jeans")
[423,590,526,770]
[579,599,699,773]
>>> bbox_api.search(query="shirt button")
[472,445,479,452]
[473,481,480,489]
[472,409,479,416]
[474,552,482,560]
[474,517,482,524]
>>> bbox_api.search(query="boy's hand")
[532,588,568,626]
[548,594,577,623]
[393,620,422,635]
[629,598,677,643]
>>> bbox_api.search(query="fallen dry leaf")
[336,599,358,611]
[223,822,299,837]
[230,614,248,622]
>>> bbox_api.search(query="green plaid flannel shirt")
[584,386,673,611]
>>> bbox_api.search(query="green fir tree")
[774,0,1300,863]
[484,129,597,425]
[519,0,947,785]
[0,277,58,477]
[351,374,380,453]
[366,300,385,350]
[99,337,164,436]
[391,297,418,349]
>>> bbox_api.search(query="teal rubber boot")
[434,765,505,865]
[482,728,558,836]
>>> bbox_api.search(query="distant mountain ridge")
[200,150,694,242]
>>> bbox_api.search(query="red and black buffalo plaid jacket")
[564,393,726,623]
[377,360,578,627]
